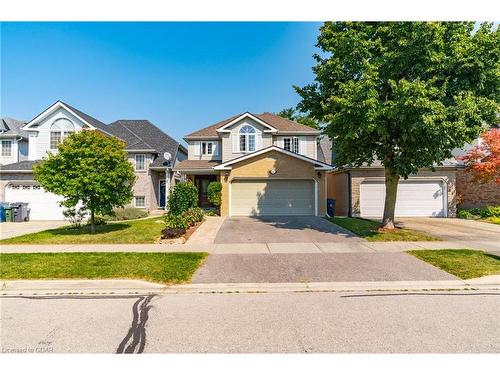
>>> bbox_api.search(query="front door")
[195,175,216,208]
[159,180,166,208]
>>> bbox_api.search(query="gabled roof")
[107,120,184,169]
[213,145,333,171]
[0,118,29,138]
[22,100,114,136]
[184,112,320,139]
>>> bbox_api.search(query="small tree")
[458,128,500,184]
[207,181,222,213]
[296,22,499,229]
[167,181,198,215]
[34,130,136,233]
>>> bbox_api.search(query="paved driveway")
[397,218,500,253]
[214,216,358,244]
[0,221,67,240]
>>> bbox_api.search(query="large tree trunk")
[381,168,399,230]
[90,210,96,234]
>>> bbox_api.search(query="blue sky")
[0,22,321,143]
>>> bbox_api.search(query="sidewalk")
[2,276,499,296]
[0,240,469,254]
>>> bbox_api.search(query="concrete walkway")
[0,240,467,254]
[0,220,68,240]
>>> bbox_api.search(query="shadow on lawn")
[49,222,131,236]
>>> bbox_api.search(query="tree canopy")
[34,130,136,233]
[276,108,320,129]
[296,22,500,227]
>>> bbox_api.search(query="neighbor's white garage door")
[5,184,65,220]
[231,179,315,216]
[360,180,445,217]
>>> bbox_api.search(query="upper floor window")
[1,140,12,156]
[202,141,216,155]
[283,137,300,154]
[50,118,74,150]
[135,154,146,171]
[239,125,255,153]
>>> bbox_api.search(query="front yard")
[331,217,439,241]
[409,249,500,279]
[0,217,164,244]
[0,252,208,284]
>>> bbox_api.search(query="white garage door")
[360,180,445,217]
[5,184,65,220]
[231,179,315,216]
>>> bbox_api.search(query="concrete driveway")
[0,221,67,240]
[397,218,500,253]
[214,216,358,244]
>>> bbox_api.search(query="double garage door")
[360,180,445,217]
[5,184,65,220]
[231,179,315,216]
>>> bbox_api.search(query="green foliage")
[103,207,148,221]
[182,207,205,227]
[167,181,198,215]
[163,212,189,231]
[296,22,500,178]
[207,181,222,207]
[89,215,107,226]
[33,131,136,232]
[62,207,87,229]
[276,107,320,129]
[457,206,500,219]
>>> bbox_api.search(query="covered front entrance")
[230,179,316,216]
[194,175,217,208]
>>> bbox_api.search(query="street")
[1,291,499,353]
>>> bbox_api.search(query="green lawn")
[482,217,500,225]
[0,217,164,244]
[0,252,208,284]
[409,249,500,279]
[331,217,439,241]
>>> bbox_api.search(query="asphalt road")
[1,291,499,353]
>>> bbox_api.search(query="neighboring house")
[174,112,332,216]
[322,138,461,218]
[0,101,186,220]
[452,125,500,209]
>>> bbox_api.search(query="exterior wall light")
[269,169,277,175]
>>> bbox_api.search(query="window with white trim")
[1,140,12,156]
[283,137,300,153]
[239,125,256,152]
[201,141,216,155]
[135,154,145,171]
[50,118,74,150]
[134,196,145,207]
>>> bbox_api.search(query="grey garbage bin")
[10,202,29,222]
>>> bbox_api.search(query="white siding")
[221,118,271,161]
[273,135,317,159]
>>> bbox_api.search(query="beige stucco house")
[174,112,332,216]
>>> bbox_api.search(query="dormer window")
[239,125,256,152]
[50,118,74,150]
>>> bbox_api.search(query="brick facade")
[456,169,500,208]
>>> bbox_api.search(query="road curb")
[2,279,499,296]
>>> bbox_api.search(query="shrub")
[63,206,87,228]
[183,207,205,226]
[161,227,186,239]
[207,181,222,207]
[163,212,189,231]
[167,181,198,215]
[205,208,218,216]
[457,209,476,220]
[103,207,148,221]
[89,215,107,226]
[457,206,500,219]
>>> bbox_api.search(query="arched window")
[239,125,256,152]
[50,118,75,150]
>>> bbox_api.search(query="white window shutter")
[277,136,283,148]
[213,142,218,156]
[194,141,201,156]
[232,134,238,153]
[300,137,306,155]
[256,134,262,150]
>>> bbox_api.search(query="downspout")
[347,170,352,217]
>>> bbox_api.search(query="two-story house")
[0,101,186,220]
[174,112,332,216]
